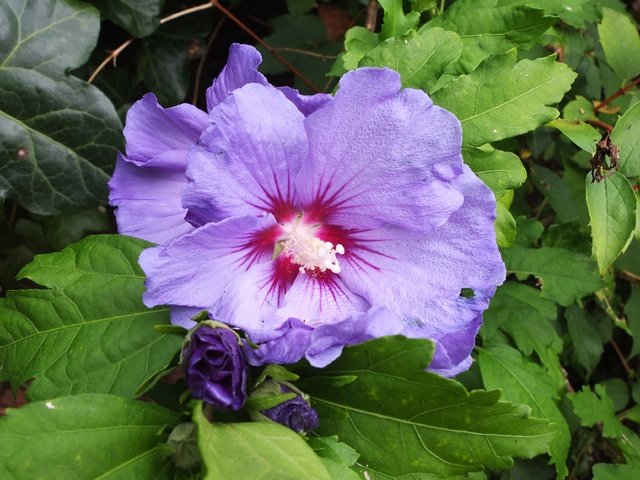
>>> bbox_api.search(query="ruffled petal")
[184,83,307,225]
[124,94,208,166]
[140,214,278,309]
[278,86,332,116]
[206,43,268,112]
[338,165,505,375]
[297,68,465,234]
[108,154,194,244]
[244,318,313,366]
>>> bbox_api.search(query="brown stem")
[365,0,379,31]
[192,16,226,105]
[586,118,614,132]
[595,76,640,112]
[213,2,322,92]
[271,47,337,60]
[610,337,632,376]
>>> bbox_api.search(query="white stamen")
[282,222,345,274]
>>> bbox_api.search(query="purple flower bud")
[182,326,247,410]
[262,390,319,433]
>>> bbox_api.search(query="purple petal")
[297,68,465,234]
[124,93,208,167]
[170,306,203,329]
[108,154,194,244]
[338,165,505,375]
[206,43,268,112]
[244,318,313,366]
[140,214,278,309]
[183,84,307,225]
[278,86,332,116]
[306,306,404,367]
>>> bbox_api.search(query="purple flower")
[262,390,320,434]
[115,44,505,376]
[182,325,247,410]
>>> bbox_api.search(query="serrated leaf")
[570,385,625,438]
[298,336,556,478]
[502,244,604,306]
[0,235,183,400]
[378,0,420,40]
[0,394,180,479]
[360,27,462,93]
[479,344,570,478]
[548,118,600,153]
[432,51,577,148]
[329,27,380,76]
[612,102,640,177]
[565,304,604,376]
[193,402,332,480]
[463,147,527,195]
[598,8,640,80]
[87,0,163,37]
[586,172,637,273]
[0,0,122,215]
[427,0,554,73]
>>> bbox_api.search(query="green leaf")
[625,287,640,359]
[193,402,332,480]
[378,0,420,40]
[41,207,110,250]
[308,436,361,480]
[593,462,640,480]
[570,385,626,438]
[432,51,577,148]
[298,336,556,478]
[427,0,553,73]
[598,8,640,80]
[329,27,380,76]
[520,0,601,28]
[0,394,180,479]
[481,282,562,384]
[547,118,600,153]
[530,163,586,224]
[479,344,570,478]
[586,172,637,274]
[0,0,122,215]
[612,102,640,177]
[0,235,183,400]
[563,96,597,122]
[463,147,527,195]
[515,216,544,247]
[496,196,517,248]
[565,304,604,376]
[87,0,163,37]
[361,27,462,94]
[502,244,604,306]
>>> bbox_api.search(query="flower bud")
[261,387,319,434]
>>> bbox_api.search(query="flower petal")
[140,214,278,309]
[244,318,313,366]
[297,67,465,233]
[278,86,332,116]
[108,154,194,244]
[339,165,505,375]
[184,83,307,224]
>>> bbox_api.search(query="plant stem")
[595,76,640,112]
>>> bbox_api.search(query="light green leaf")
[515,216,544,247]
[0,235,182,400]
[563,96,597,121]
[598,8,640,80]
[479,344,570,478]
[565,304,604,376]
[87,0,162,37]
[427,0,553,73]
[570,385,625,438]
[593,462,640,480]
[193,403,332,480]
[0,0,122,215]
[378,0,420,40]
[586,172,637,273]
[308,436,361,480]
[463,147,527,195]
[298,336,557,478]
[0,394,180,479]
[548,118,600,153]
[502,244,604,306]
[329,27,380,76]
[361,27,462,93]
[498,0,600,28]
[496,197,517,248]
[432,51,577,147]
[612,102,640,177]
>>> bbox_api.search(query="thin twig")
[88,1,215,84]
[620,270,640,284]
[595,76,640,112]
[213,1,322,92]
[610,337,633,376]
[586,118,614,132]
[365,0,378,31]
[272,47,337,60]
[192,16,226,105]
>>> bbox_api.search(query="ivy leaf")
[479,344,570,478]
[298,336,557,478]
[462,147,527,195]
[598,8,640,80]
[0,394,180,479]
[361,27,462,94]
[570,385,626,438]
[193,402,333,480]
[378,0,420,40]
[502,244,604,306]
[87,0,163,37]
[547,118,600,153]
[586,172,637,274]
[427,0,553,73]
[0,0,122,215]
[0,235,183,400]
[612,102,640,177]
[432,51,577,148]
